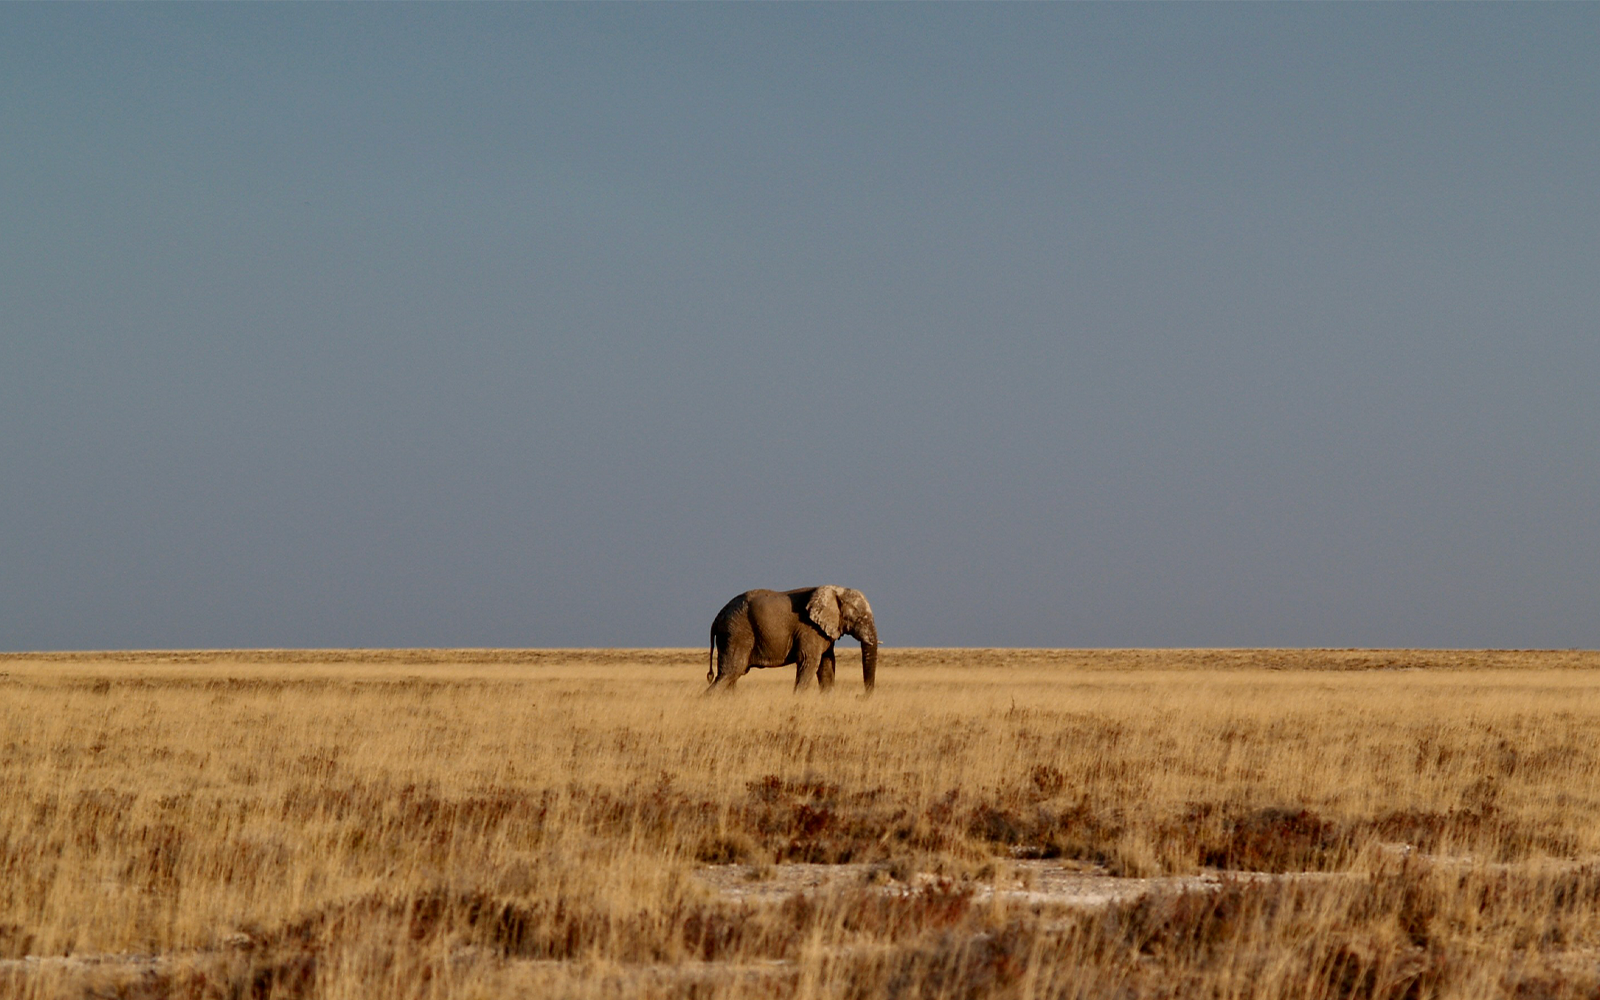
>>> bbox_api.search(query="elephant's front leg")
[817,648,836,691]
[790,652,825,691]
[793,633,832,692]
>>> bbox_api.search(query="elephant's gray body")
[707,586,878,693]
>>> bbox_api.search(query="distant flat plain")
[3,648,1599,999]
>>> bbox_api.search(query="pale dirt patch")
[0,953,172,973]
[0,864,1337,977]
[694,860,1352,910]
[0,949,800,990]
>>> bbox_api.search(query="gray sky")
[4,5,1598,650]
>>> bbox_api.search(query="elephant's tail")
[707,630,716,685]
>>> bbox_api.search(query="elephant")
[707,586,878,693]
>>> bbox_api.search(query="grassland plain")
[2,648,1600,999]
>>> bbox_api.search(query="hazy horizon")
[4,5,1598,651]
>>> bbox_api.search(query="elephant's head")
[805,586,879,692]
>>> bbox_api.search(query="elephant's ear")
[805,586,845,640]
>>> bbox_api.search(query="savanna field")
[4,649,1600,999]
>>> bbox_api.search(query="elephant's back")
[742,589,804,617]
[713,589,809,635]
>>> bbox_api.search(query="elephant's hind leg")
[708,635,753,693]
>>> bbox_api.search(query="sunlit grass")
[2,648,1599,998]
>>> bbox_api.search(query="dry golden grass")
[2,647,1600,999]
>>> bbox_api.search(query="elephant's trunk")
[851,616,878,693]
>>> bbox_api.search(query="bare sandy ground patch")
[695,860,1354,910]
